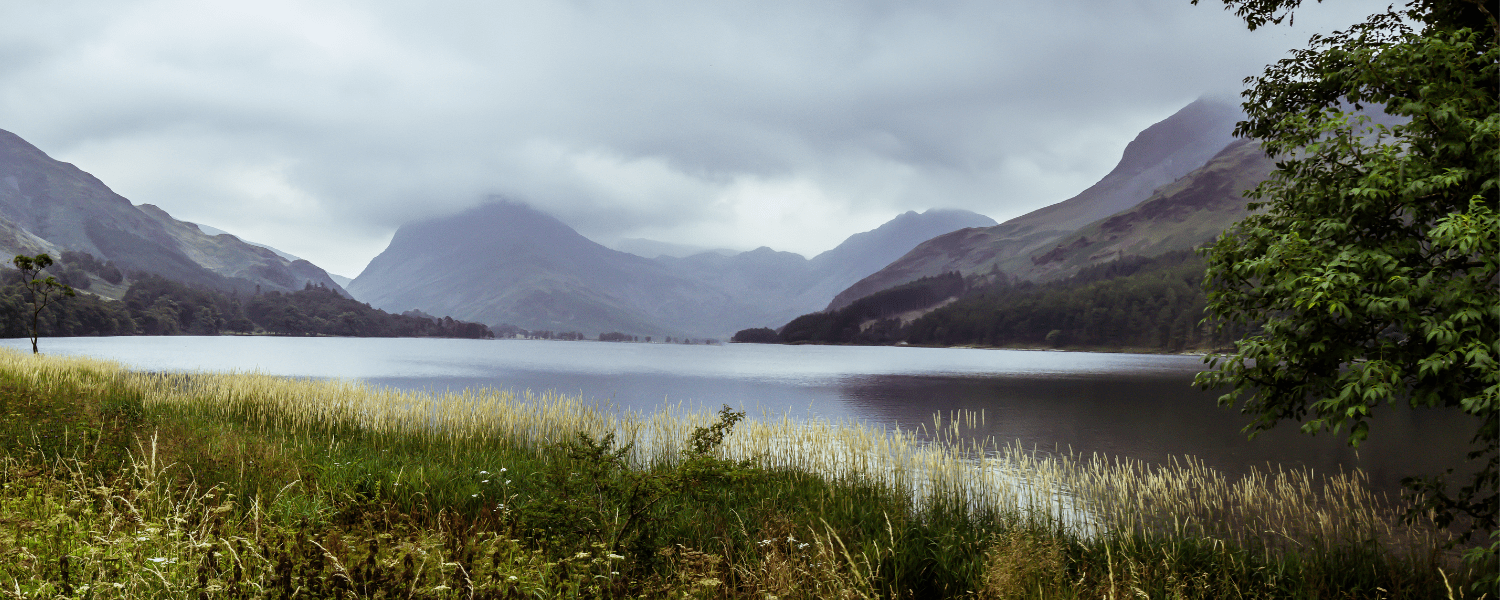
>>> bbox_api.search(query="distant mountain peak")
[351,202,997,337]
[612,237,739,259]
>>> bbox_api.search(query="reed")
[0,348,1487,598]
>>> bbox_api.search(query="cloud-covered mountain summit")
[348,201,994,337]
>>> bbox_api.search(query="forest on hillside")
[0,258,494,339]
[761,251,1242,352]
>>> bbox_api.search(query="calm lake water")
[2,336,1469,494]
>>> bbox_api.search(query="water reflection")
[833,373,1471,494]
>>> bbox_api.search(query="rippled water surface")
[2,336,1468,493]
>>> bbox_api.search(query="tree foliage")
[0,275,494,340]
[771,253,1233,351]
[730,327,780,344]
[906,252,1227,350]
[782,272,968,345]
[1193,0,1499,556]
[11,254,75,354]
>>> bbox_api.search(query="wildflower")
[482,480,490,484]
[507,576,519,582]
[758,539,772,547]
[607,553,624,561]
[471,494,479,498]
[786,535,797,543]
[505,480,511,485]
[575,551,591,559]
[797,543,809,550]
[500,467,507,472]
[479,471,489,475]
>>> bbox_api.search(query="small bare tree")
[13,253,75,354]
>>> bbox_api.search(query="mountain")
[1018,138,1273,279]
[655,208,997,321]
[349,202,995,337]
[197,223,305,263]
[348,201,745,337]
[0,128,346,296]
[808,208,996,296]
[826,97,1248,310]
[613,238,738,259]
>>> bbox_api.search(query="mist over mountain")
[349,202,995,337]
[0,94,1265,340]
[655,208,997,322]
[827,98,1247,310]
[613,238,739,259]
[348,201,742,337]
[350,98,1253,338]
[0,128,345,296]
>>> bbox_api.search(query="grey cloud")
[0,0,1374,274]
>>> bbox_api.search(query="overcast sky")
[1,0,1376,276]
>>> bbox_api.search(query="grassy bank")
[0,349,1487,598]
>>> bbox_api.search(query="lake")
[1,336,1469,495]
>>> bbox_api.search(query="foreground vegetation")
[0,349,1488,598]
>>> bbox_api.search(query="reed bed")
[0,348,1487,598]
[125,361,1454,555]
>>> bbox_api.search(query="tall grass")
[0,348,1488,598]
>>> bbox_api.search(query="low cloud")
[1,0,1372,275]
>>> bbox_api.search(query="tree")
[730,327,781,344]
[1193,0,1498,565]
[12,254,76,354]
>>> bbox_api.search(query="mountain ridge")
[350,202,996,337]
[826,97,1246,310]
[0,128,347,296]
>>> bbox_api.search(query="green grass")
[0,349,1489,598]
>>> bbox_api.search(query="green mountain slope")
[827,98,1246,310]
[1017,138,1273,281]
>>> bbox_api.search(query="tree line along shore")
[0,251,494,339]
